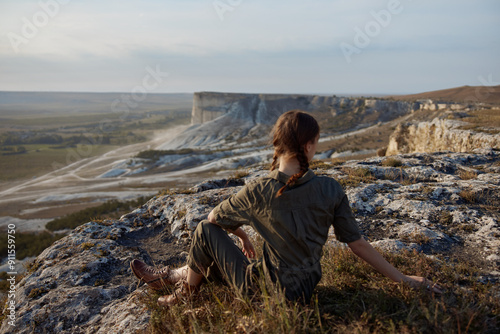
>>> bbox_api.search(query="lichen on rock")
[2,150,499,333]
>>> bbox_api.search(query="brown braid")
[276,149,310,196]
[270,110,320,197]
[270,152,280,171]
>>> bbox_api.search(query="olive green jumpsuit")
[187,169,361,302]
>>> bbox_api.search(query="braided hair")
[270,110,320,197]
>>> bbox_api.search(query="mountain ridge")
[388,85,500,104]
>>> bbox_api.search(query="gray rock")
[2,150,499,333]
[370,239,419,253]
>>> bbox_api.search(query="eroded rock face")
[2,151,499,333]
[167,92,468,150]
[191,92,464,126]
[386,118,500,155]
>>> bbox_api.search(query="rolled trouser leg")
[187,221,250,292]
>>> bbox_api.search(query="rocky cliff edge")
[2,151,500,333]
[387,118,500,155]
[160,92,468,150]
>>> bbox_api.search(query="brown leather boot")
[157,281,199,307]
[130,259,175,290]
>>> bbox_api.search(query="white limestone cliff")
[190,92,463,126]
[386,118,500,155]
[162,92,466,150]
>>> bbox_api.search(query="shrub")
[457,169,478,180]
[81,242,95,250]
[330,158,345,166]
[377,147,387,157]
[459,189,478,203]
[384,168,418,185]
[439,211,454,225]
[46,197,148,231]
[401,231,431,245]
[382,158,403,167]
[28,287,49,299]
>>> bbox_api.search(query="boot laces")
[145,265,170,277]
[174,279,196,297]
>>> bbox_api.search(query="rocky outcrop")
[2,151,499,333]
[159,92,467,150]
[191,92,317,125]
[386,118,500,155]
[191,92,465,125]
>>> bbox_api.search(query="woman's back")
[215,169,361,271]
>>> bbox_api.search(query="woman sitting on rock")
[130,110,442,306]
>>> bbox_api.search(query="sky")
[0,0,499,95]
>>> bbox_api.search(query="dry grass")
[231,170,250,179]
[137,244,499,333]
[459,189,479,204]
[457,169,478,180]
[400,231,432,245]
[438,211,454,225]
[310,160,334,170]
[338,167,376,188]
[381,157,403,167]
[389,86,500,105]
[461,109,500,130]
[383,168,419,186]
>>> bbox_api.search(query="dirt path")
[0,125,202,223]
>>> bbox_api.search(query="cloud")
[0,0,499,94]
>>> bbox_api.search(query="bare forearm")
[348,237,443,293]
[348,238,406,283]
[226,226,246,239]
[207,209,255,258]
[207,209,248,240]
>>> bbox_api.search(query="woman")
[131,110,441,306]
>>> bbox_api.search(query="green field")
[0,144,119,181]
[0,92,193,182]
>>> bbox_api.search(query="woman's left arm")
[208,209,256,259]
[348,237,442,293]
